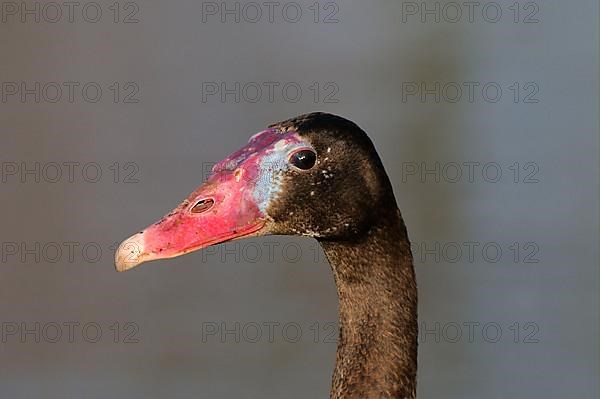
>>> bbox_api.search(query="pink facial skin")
[115,128,306,271]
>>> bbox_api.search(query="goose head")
[115,112,393,271]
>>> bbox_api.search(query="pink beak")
[114,128,292,272]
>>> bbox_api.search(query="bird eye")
[289,149,317,170]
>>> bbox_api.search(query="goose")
[115,112,417,399]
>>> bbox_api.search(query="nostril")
[191,198,215,214]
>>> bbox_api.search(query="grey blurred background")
[0,0,598,398]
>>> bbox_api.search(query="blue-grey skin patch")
[252,139,315,213]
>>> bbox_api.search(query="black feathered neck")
[321,208,417,399]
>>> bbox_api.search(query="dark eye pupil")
[290,150,316,170]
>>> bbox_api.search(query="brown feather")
[268,113,418,399]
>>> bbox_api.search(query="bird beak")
[114,129,288,272]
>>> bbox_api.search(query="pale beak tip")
[115,232,146,272]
